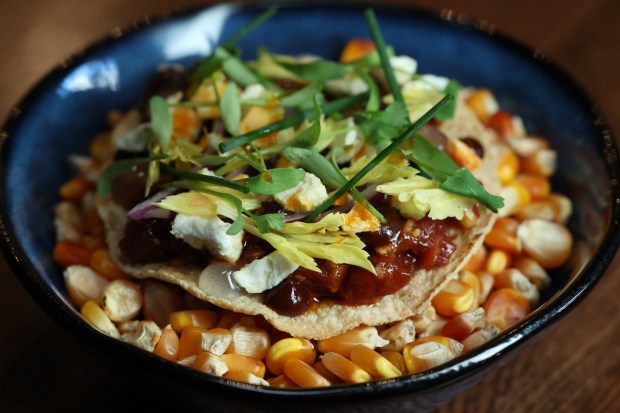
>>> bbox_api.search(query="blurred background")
[0,0,618,411]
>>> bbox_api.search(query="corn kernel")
[483,288,531,331]
[515,174,551,200]
[81,300,120,338]
[321,352,371,384]
[194,352,228,377]
[59,176,91,201]
[431,279,476,317]
[64,265,109,307]
[465,88,499,121]
[90,249,126,280]
[517,219,573,269]
[513,256,551,289]
[53,241,93,269]
[283,359,330,388]
[266,337,316,375]
[441,308,487,341]
[221,354,267,378]
[340,38,376,63]
[225,371,269,386]
[486,111,516,140]
[461,325,501,352]
[403,341,456,374]
[495,269,540,306]
[142,281,186,328]
[484,218,521,254]
[497,149,520,185]
[349,345,402,379]
[154,324,180,361]
[459,271,481,309]
[447,137,481,171]
[170,310,218,333]
[228,323,271,359]
[498,179,532,217]
[317,326,388,357]
[485,249,512,275]
[267,374,298,388]
[461,245,487,273]
[379,351,407,374]
[102,279,142,322]
[378,319,415,352]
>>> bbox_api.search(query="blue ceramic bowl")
[1,3,619,412]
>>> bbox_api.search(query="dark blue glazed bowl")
[1,3,619,412]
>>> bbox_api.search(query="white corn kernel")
[102,279,143,322]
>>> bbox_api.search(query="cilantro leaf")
[280,82,324,108]
[242,168,305,195]
[278,59,352,82]
[435,79,459,121]
[404,134,504,212]
[215,47,261,87]
[254,213,286,233]
[357,101,409,148]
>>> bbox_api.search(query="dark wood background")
[1,0,619,411]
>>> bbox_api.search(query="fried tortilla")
[97,95,501,340]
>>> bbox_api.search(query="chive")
[221,7,278,50]
[364,9,403,104]
[218,92,368,153]
[160,165,249,193]
[305,94,453,222]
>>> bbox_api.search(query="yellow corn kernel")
[459,271,481,309]
[484,217,521,254]
[317,326,388,357]
[171,107,201,141]
[477,272,495,305]
[59,176,91,202]
[497,149,520,185]
[412,336,464,355]
[178,327,209,359]
[191,80,227,119]
[485,248,512,275]
[349,345,402,379]
[170,310,218,333]
[465,88,498,121]
[515,174,551,201]
[266,337,316,375]
[379,351,407,374]
[508,135,549,157]
[221,354,267,378]
[81,300,120,338]
[339,38,376,63]
[283,359,330,388]
[312,360,342,385]
[498,180,532,217]
[90,249,126,280]
[321,352,371,384]
[483,288,531,331]
[227,324,271,359]
[225,371,269,386]
[154,324,180,362]
[403,341,457,374]
[447,137,481,171]
[461,245,487,273]
[193,352,228,377]
[431,279,476,317]
[239,106,284,148]
[515,199,560,222]
[495,269,540,307]
[520,149,557,177]
[517,219,573,269]
[547,193,572,224]
[267,374,298,388]
[440,308,487,341]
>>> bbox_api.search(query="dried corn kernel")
[142,281,186,328]
[379,351,407,374]
[517,219,573,269]
[515,174,551,200]
[321,352,371,384]
[154,325,180,361]
[465,88,499,121]
[266,337,316,375]
[194,352,228,376]
[340,38,376,63]
[102,279,142,322]
[512,256,551,289]
[459,271,481,309]
[498,179,531,217]
[81,300,120,338]
[64,265,109,307]
[403,341,457,374]
[431,279,476,317]
[378,319,415,352]
[53,241,93,268]
[317,326,388,357]
[120,320,161,352]
[59,176,91,201]
[267,374,298,388]
[495,269,540,306]
[283,359,330,388]
[447,137,481,170]
[497,149,520,184]
[441,308,487,341]
[461,325,501,352]
[485,249,512,275]
[170,310,218,333]
[221,354,267,378]
[484,218,521,254]
[349,345,402,379]
[483,288,531,331]
[461,245,487,273]
[225,371,269,386]
[90,249,126,280]
[227,323,271,359]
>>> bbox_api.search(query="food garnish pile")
[53,9,573,387]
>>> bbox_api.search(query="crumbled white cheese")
[231,252,299,294]
[273,172,328,212]
[240,84,267,100]
[114,123,150,152]
[403,74,450,93]
[326,73,369,96]
[390,55,418,84]
[171,214,243,262]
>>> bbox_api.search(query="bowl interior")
[1,2,618,400]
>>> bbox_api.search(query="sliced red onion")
[127,188,177,221]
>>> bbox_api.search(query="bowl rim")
[1,0,619,403]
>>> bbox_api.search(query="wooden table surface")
[1,0,619,412]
